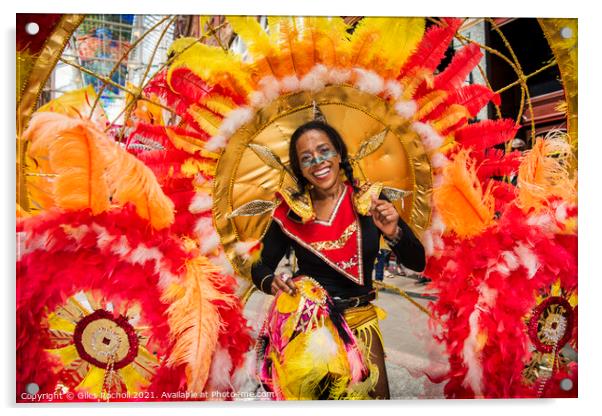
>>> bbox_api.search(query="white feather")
[91,224,113,250]
[462,308,484,396]
[501,250,519,272]
[21,230,55,259]
[258,75,281,102]
[353,68,385,94]
[129,244,163,273]
[327,68,352,85]
[555,201,568,223]
[526,213,555,231]
[514,242,539,279]
[189,192,213,214]
[231,350,257,391]
[205,135,226,152]
[395,99,418,119]
[430,152,449,169]
[306,325,340,366]
[207,347,233,391]
[63,224,90,244]
[281,75,301,92]
[432,173,444,188]
[249,91,267,107]
[412,121,444,151]
[383,80,403,100]
[209,251,234,275]
[158,271,178,291]
[218,107,253,137]
[477,282,497,307]
[111,235,131,257]
[422,230,434,257]
[201,234,220,256]
[299,64,328,91]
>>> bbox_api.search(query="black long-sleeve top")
[251,198,426,299]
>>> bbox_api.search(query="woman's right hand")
[271,273,297,296]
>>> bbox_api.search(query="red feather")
[490,180,517,212]
[477,150,523,181]
[423,203,577,398]
[424,84,500,121]
[400,18,462,77]
[455,119,519,151]
[434,43,483,91]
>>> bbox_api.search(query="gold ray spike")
[47,329,76,349]
[248,143,295,179]
[381,186,413,202]
[312,100,327,122]
[351,128,389,162]
[227,199,279,219]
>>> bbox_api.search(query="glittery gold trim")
[280,187,315,223]
[17,14,86,211]
[538,18,578,170]
[353,182,383,216]
[227,199,279,219]
[310,221,357,251]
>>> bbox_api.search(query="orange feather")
[162,256,236,392]
[434,149,495,238]
[518,134,577,213]
[24,112,174,229]
[25,112,111,215]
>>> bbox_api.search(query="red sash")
[272,184,364,285]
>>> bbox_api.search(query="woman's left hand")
[369,194,400,239]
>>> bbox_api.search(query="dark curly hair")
[289,120,359,197]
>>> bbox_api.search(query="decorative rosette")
[528,296,575,354]
[45,294,159,396]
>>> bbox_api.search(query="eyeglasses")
[299,148,338,169]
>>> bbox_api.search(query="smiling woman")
[251,120,426,399]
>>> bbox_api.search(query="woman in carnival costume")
[251,118,425,399]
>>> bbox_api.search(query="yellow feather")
[181,158,216,177]
[165,127,206,155]
[414,90,449,120]
[187,105,221,137]
[162,257,236,393]
[76,365,106,393]
[369,17,425,76]
[45,344,79,366]
[432,104,470,133]
[227,16,274,59]
[349,17,424,75]
[348,18,382,67]
[307,16,350,68]
[517,133,577,213]
[201,94,237,117]
[167,38,252,97]
[400,68,434,100]
[434,150,495,238]
[273,16,308,78]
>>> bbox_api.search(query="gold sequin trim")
[310,222,357,251]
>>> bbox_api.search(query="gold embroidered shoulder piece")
[280,186,315,223]
[352,181,383,215]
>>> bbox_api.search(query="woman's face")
[295,129,342,192]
